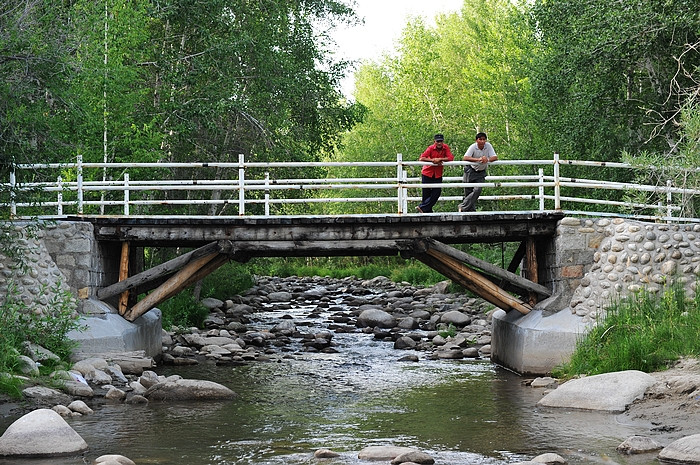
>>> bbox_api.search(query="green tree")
[328,0,537,213]
[0,1,74,170]
[141,0,363,215]
[529,0,700,160]
[1,0,364,216]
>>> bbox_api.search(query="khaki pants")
[458,168,486,212]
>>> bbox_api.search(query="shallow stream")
[0,290,670,465]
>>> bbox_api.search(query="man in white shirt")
[458,132,497,212]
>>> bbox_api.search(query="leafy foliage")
[200,261,255,301]
[0,280,84,395]
[159,290,209,331]
[250,256,448,287]
[529,0,700,159]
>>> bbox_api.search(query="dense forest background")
[1,0,699,216]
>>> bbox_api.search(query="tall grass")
[554,282,700,378]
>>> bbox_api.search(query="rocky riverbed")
[2,274,700,463]
[161,274,497,366]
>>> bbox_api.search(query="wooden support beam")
[419,248,531,314]
[123,251,219,322]
[420,238,551,297]
[507,241,526,274]
[97,240,230,300]
[118,242,130,316]
[230,240,402,257]
[158,254,230,303]
[525,237,539,306]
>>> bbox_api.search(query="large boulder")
[144,379,237,401]
[0,409,88,456]
[357,308,397,329]
[537,370,655,412]
[658,434,700,464]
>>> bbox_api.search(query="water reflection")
[0,297,667,465]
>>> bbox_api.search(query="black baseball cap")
[434,134,444,141]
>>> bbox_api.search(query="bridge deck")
[64,211,565,319]
[69,210,563,245]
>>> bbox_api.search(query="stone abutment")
[2,218,699,373]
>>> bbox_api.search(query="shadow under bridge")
[79,211,564,322]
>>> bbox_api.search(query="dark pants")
[458,168,486,212]
[418,174,442,213]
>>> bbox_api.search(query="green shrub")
[0,280,84,396]
[200,261,255,301]
[159,290,209,331]
[250,256,449,287]
[553,282,700,378]
[438,323,457,338]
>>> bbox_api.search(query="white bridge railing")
[3,153,699,222]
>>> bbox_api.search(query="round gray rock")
[658,433,700,464]
[144,378,237,401]
[358,445,417,461]
[440,310,471,327]
[0,408,88,456]
[616,435,663,454]
[357,308,397,328]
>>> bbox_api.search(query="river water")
[0,291,668,465]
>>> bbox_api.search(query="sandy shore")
[616,358,700,441]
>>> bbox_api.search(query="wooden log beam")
[421,248,532,314]
[420,238,551,297]
[158,254,230,304]
[118,242,130,316]
[97,240,230,300]
[123,251,219,322]
[230,240,402,256]
[525,237,539,306]
[507,241,526,274]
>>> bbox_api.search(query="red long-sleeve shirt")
[420,143,454,178]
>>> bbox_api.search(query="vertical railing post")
[538,168,544,211]
[553,152,561,210]
[264,172,270,217]
[9,165,16,217]
[57,176,63,215]
[666,179,673,222]
[77,154,84,214]
[396,153,404,214]
[402,170,409,214]
[123,173,130,216]
[238,153,245,216]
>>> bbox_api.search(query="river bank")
[1,275,699,464]
[616,357,700,437]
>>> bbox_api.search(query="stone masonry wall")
[0,221,119,315]
[568,218,700,323]
[40,221,121,298]
[542,217,609,312]
[0,222,76,313]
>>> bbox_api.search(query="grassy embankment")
[554,281,700,378]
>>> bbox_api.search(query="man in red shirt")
[416,133,454,213]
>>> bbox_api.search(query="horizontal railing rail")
[2,153,699,222]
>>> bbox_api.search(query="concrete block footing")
[491,308,591,376]
[68,298,162,360]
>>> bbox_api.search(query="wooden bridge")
[69,211,563,322]
[4,153,698,324]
